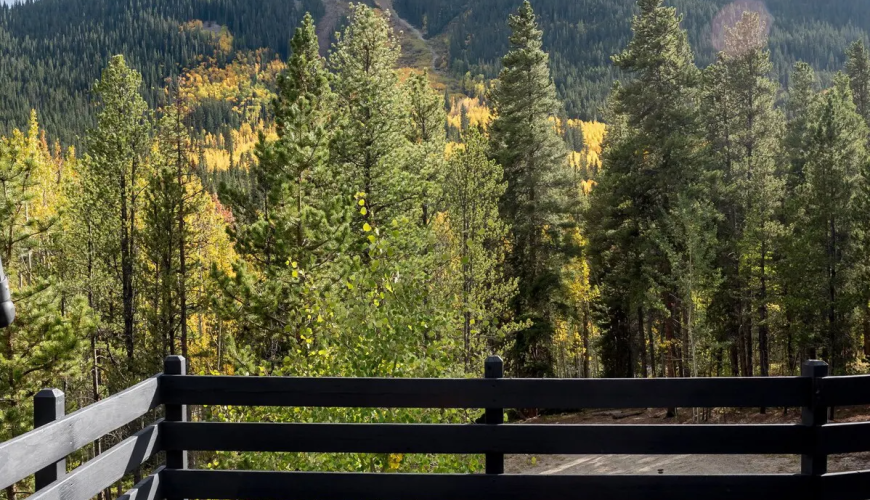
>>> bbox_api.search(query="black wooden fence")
[3,356,870,500]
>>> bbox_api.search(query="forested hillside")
[0,0,323,144]
[3,0,870,140]
[394,0,870,117]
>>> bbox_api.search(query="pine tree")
[778,62,820,373]
[142,86,204,367]
[443,127,520,370]
[846,40,870,360]
[488,1,571,377]
[796,74,868,374]
[588,0,705,382]
[846,41,870,127]
[784,62,819,189]
[405,71,447,227]
[702,12,785,379]
[84,55,150,372]
[329,4,418,227]
[215,14,351,361]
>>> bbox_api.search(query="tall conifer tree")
[85,55,150,373]
[703,12,784,379]
[588,0,706,381]
[443,127,520,370]
[843,41,870,359]
[846,41,870,127]
[329,4,418,227]
[215,14,350,361]
[797,74,868,373]
[488,1,571,377]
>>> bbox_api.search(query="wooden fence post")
[34,389,65,491]
[801,359,828,498]
[165,356,187,500]
[485,355,504,475]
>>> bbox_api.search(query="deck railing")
[2,356,870,500]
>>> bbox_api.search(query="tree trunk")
[863,302,870,358]
[177,104,189,364]
[759,247,769,377]
[664,292,677,418]
[680,301,689,377]
[582,305,590,378]
[647,310,656,378]
[627,314,636,378]
[759,244,769,414]
[120,173,135,369]
[745,310,753,376]
[785,301,795,376]
[638,307,647,378]
[828,216,837,421]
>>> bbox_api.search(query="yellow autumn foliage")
[179,50,283,125]
[446,96,492,130]
[195,120,277,172]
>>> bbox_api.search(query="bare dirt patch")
[316,0,350,55]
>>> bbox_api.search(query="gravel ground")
[504,407,870,476]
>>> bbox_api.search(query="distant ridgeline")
[0,0,323,146]
[394,0,870,119]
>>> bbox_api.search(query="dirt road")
[505,408,870,475]
[508,453,797,475]
[374,0,439,70]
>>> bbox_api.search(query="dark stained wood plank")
[33,388,66,490]
[116,467,164,500]
[821,470,870,500]
[0,376,160,490]
[160,375,809,409]
[821,422,870,454]
[26,421,162,500]
[802,361,829,478]
[161,470,812,500]
[484,356,504,475]
[161,422,810,455]
[820,375,870,406]
[163,356,187,484]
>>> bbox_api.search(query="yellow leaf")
[360,207,368,216]
[363,223,372,232]
[358,199,366,206]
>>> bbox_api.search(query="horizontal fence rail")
[821,470,870,500]
[159,469,815,500]
[27,421,162,500]
[161,421,812,455]
[821,375,870,406]
[0,376,160,490]
[820,422,870,454]
[117,467,164,500]
[159,374,812,408]
[8,357,870,500]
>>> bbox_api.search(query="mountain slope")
[0,0,323,145]
[394,0,870,118]
[3,0,870,142]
